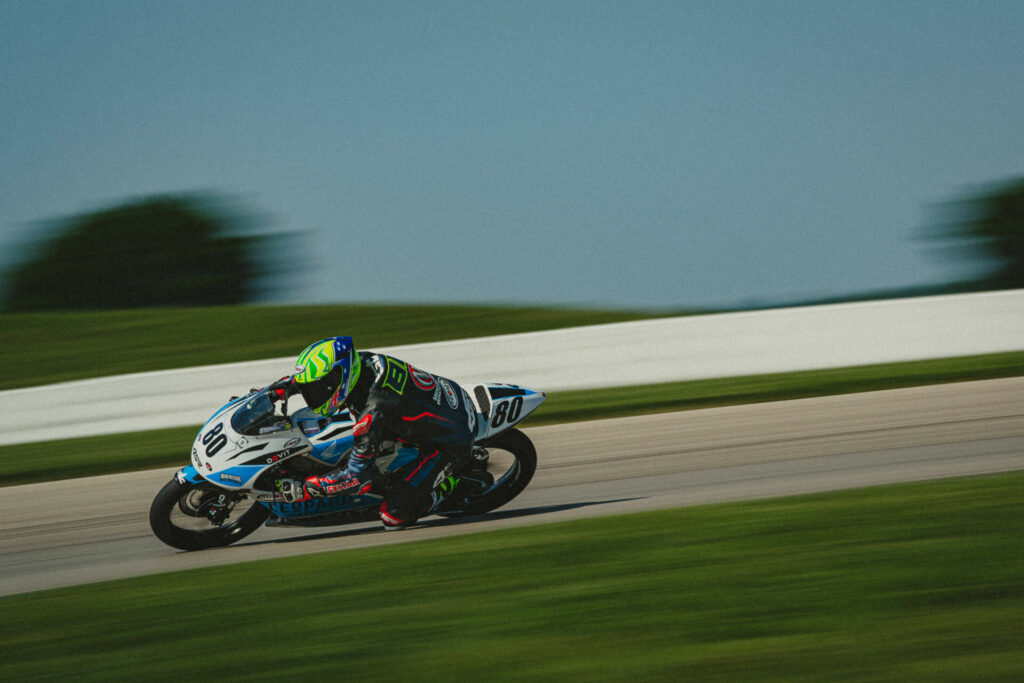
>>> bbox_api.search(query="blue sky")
[2,1,1022,310]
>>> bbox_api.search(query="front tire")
[149,479,270,551]
[437,428,537,517]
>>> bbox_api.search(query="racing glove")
[276,455,375,502]
[267,376,294,403]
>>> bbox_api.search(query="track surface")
[2,377,1023,597]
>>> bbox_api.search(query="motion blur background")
[4,6,1024,677]
[2,1,1023,312]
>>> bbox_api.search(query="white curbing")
[1,290,1021,446]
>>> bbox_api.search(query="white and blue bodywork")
[177,383,545,523]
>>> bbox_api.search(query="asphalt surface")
[2,377,1022,597]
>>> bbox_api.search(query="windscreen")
[230,392,278,436]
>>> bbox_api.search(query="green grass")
[4,351,1023,487]
[3,471,1023,681]
[0,304,670,391]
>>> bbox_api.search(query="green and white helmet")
[293,336,361,417]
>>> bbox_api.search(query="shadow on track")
[424,498,645,527]
[234,497,645,548]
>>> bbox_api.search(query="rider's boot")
[379,473,468,530]
[379,483,435,531]
[424,474,462,515]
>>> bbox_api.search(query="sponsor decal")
[259,423,291,434]
[438,379,459,408]
[381,357,408,395]
[311,441,337,463]
[220,473,243,484]
[409,365,436,391]
[370,354,385,378]
[284,438,302,449]
[252,444,309,466]
[267,494,369,517]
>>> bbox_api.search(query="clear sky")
[3,1,1022,310]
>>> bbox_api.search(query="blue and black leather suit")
[282,352,478,528]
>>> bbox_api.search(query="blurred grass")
[3,351,1022,487]
[2,471,1022,681]
[0,304,670,391]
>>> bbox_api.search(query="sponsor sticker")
[409,365,436,391]
[439,378,459,408]
[382,357,408,395]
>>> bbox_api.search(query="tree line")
[4,195,269,311]
[3,179,1023,312]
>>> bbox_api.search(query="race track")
[2,377,1023,597]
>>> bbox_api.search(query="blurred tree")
[5,195,267,311]
[929,177,1024,291]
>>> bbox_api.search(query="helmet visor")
[296,365,344,414]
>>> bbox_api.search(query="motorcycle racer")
[271,336,485,530]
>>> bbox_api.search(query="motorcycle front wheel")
[149,479,270,551]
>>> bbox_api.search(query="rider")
[270,336,485,530]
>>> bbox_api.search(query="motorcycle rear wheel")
[437,427,537,517]
[149,479,270,551]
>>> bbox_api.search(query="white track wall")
[2,290,1022,446]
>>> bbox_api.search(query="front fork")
[175,466,242,525]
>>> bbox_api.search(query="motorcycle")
[149,381,544,551]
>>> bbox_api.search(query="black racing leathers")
[298,353,477,511]
[345,352,477,462]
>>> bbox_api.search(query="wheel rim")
[168,488,260,533]
[456,444,521,503]
[483,448,520,494]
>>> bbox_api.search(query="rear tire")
[437,428,537,517]
[149,479,270,551]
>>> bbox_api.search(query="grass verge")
[2,471,1023,681]
[3,351,1023,487]
[0,304,669,391]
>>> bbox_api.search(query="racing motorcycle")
[149,381,544,551]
